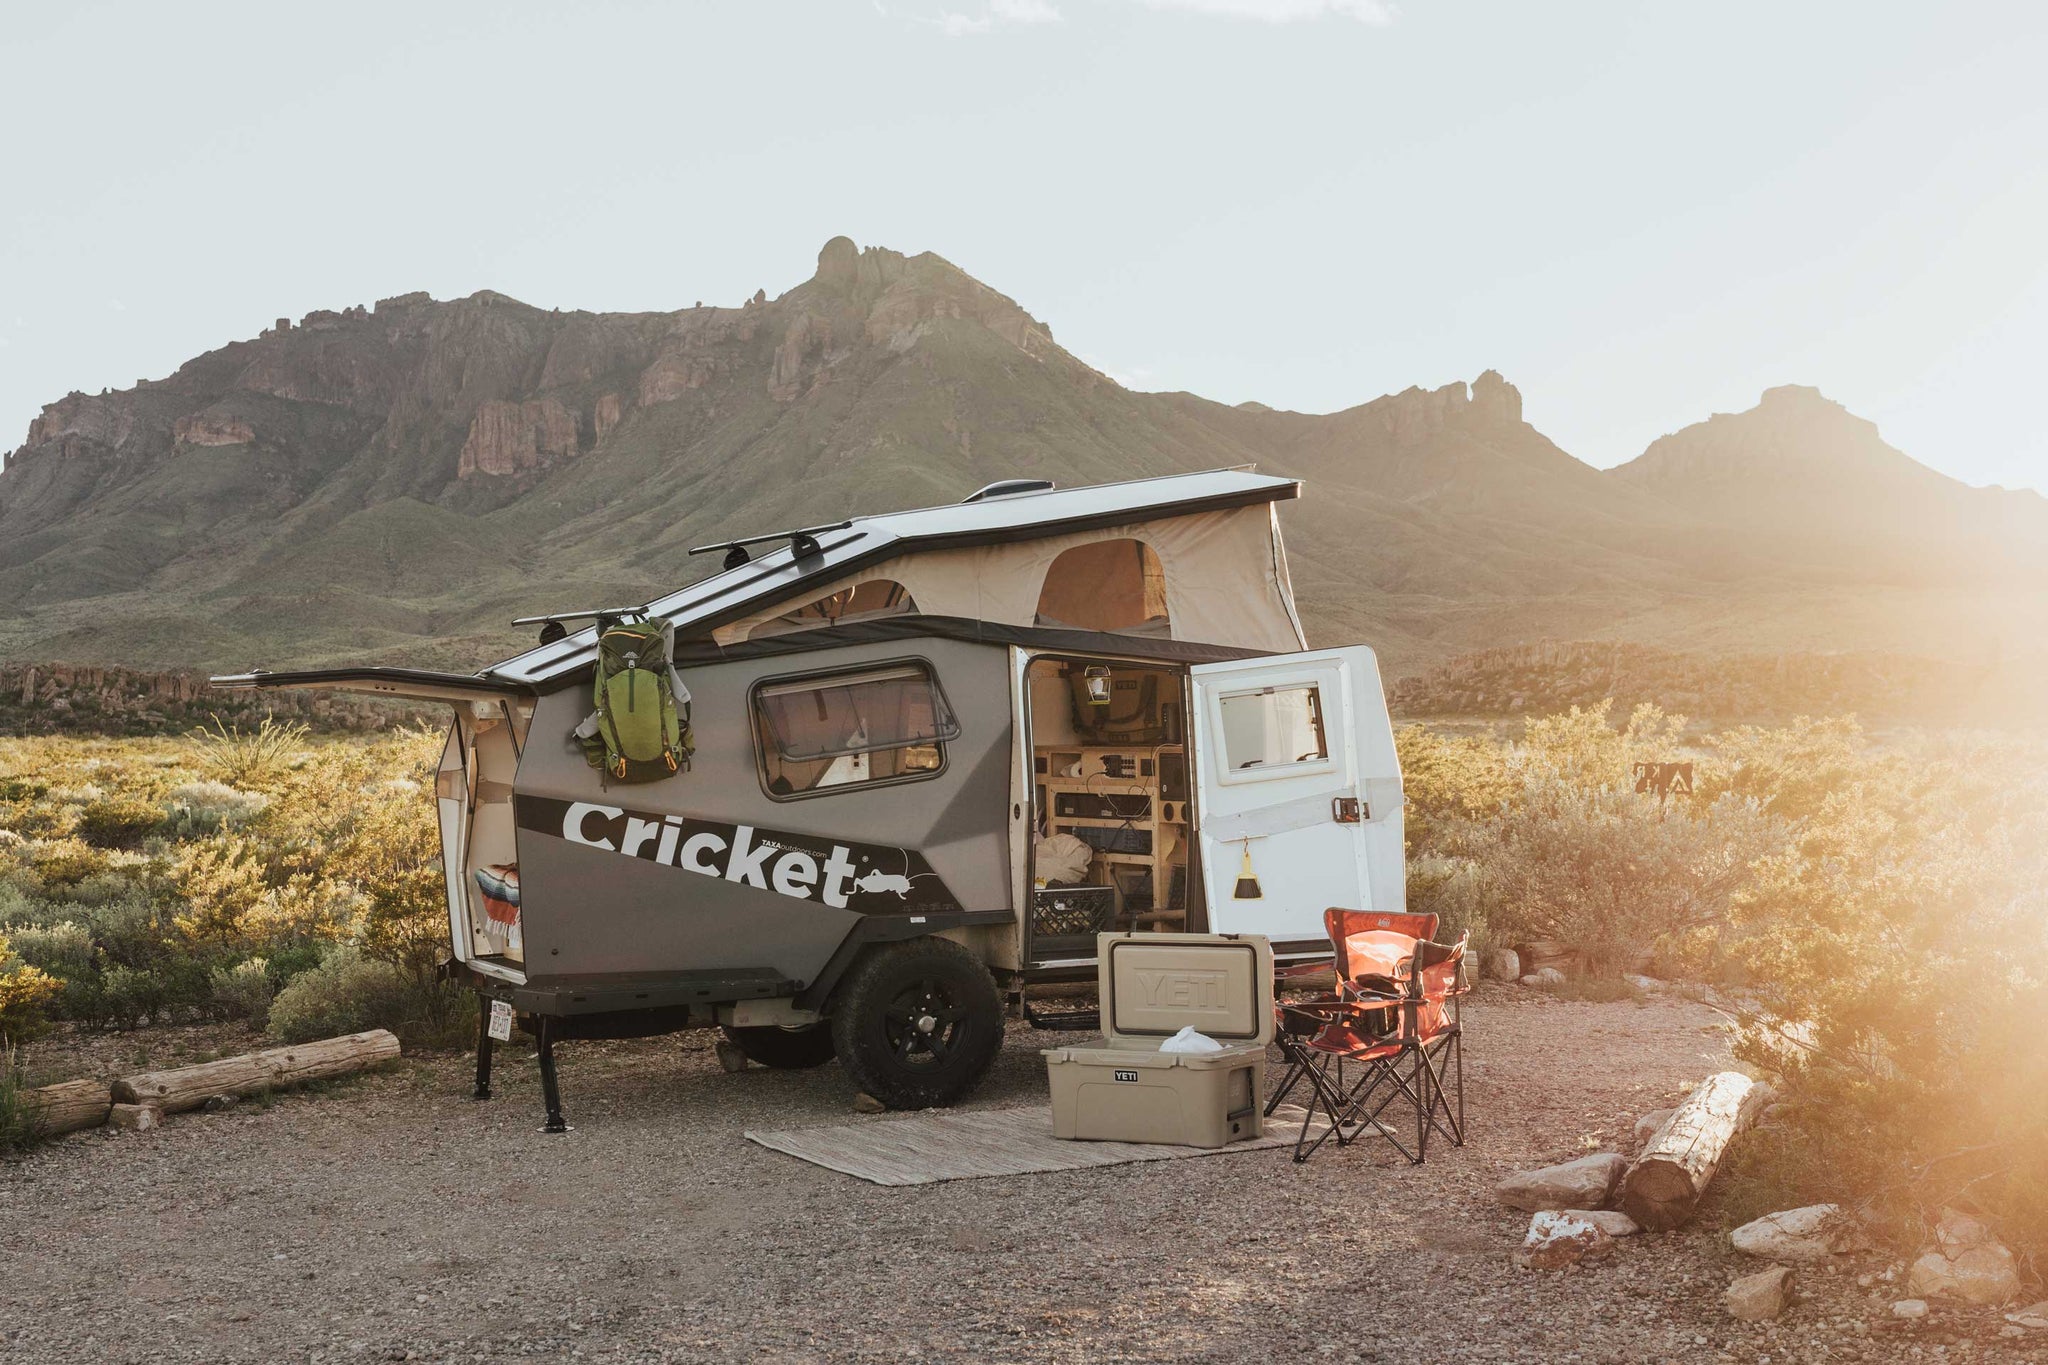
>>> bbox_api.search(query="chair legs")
[1287,1028,1465,1165]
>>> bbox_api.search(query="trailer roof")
[484,467,1299,688]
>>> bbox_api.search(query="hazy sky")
[5,1,2044,491]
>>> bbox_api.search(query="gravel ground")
[3,987,2042,1364]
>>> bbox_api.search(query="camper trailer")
[213,469,1405,1128]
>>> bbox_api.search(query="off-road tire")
[829,937,1004,1110]
[718,1023,837,1070]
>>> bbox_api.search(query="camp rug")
[744,1104,1329,1186]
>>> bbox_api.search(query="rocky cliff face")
[1,237,2041,684]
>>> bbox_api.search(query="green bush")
[210,957,274,1030]
[159,781,270,837]
[75,797,166,849]
[266,946,416,1043]
[0,1047,47,1156]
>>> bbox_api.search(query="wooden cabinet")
[1035,744,1188,927]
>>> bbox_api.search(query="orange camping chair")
[1273,909,1468,1163]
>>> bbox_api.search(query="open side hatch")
[212,666,535,980]
[1188,646,1404,950]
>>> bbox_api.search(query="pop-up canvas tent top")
[214,468,1404,1128]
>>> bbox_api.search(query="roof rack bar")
[508,605,650,627]
[687,521,853,559]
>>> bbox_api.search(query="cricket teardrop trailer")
[213,469,1406,1130]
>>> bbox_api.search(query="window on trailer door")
[1217,684,1329,770]
[753,662,960,797]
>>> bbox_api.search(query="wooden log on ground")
[1620,1070,1769,1231]
[24,1078,112,1135]
[111,1030,401,1114]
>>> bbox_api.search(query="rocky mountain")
[3,236,2043,696]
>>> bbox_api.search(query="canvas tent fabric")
[479,468,1303,691]
[709,505,1305,654]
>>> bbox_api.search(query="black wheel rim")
[881,976,968,1068]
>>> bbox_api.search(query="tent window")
[749,580,917,640]
[753,662,957,798]
[1034,539,1169,636]
[1217,684,1329,771]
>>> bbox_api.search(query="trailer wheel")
[718,1023,836,1070]
[829,937,1003,1110]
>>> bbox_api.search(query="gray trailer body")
[214,470,1407,1123]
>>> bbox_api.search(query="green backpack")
[576,613,692,782]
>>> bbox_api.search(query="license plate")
[487,999,514,1042]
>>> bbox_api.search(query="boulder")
[108,1102,161,1131]
[1519,967,1567,988]
[1480,948,1521,982]
[1632,1108,1675,1152]
[2003,1301,2048,1330]
[1496,1152,1628,1212]
[1726,1265,1794,1322]
[1516,1211,1615,1270]
[1908,1240,2020,1306]
[1562,1209,1640,1237]
[1730,1205,1859,1263]
[1892,1299,1929,1319]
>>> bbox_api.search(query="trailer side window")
[753,662,959,798]
[1217,684,1329,771]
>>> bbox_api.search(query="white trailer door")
[1190,646,1404,945]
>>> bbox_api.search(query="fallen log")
[1620,1070,1769,1231]
[112,1030,401,1114]
[24,1078,112,1135]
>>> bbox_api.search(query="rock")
[2004,1301,2048,1330]
[458,398,580,479]
[1891,1299,1928,1319]
[172,410,255,447]
[1480,948,1520,982]
[1519,967,1567,988]
[108,1102,161,1131]
[1633,1108,1675,1151]
[1731,1205,1859,1263]
[1496,1152,1628,1212]
[1516,1211,1615,1270]
[712,1039,748,1073]
[1624,973,1665,993]
[1907,1240,2020,1306]
[1726,1265,1794,1321]
[851,1093,886,1115]
[1517,939,1576,974]
[1562,1209,1640,1237]
[201,1093,239,1113]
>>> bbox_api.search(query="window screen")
[1217,685,1329,771]
[754,663,958,796]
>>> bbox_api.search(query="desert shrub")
[1474,776,1784,975]
[266,946,415,1044]
[0,932,60,1049]
[0,1047,47,1155]
[184,717,308,790]
[74,796,167,849]
[159,780,270,837]
[1406,854,1491,950]
[210,957,275,1030]
[1724,733,2048,1257]
[1396,724,1514,857]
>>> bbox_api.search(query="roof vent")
[962,478,1055,503]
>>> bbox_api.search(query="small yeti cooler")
[1043,932,1274,1148]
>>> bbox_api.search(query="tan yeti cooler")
[1044,932,1274,1148]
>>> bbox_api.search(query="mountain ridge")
[4,237,2043,682]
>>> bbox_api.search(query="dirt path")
[1,990,2036,1364]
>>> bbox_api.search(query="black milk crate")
[1032,885,1117,939]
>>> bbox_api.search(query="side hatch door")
[1189,646,1404,947]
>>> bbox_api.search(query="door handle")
[1331,796,1364,824]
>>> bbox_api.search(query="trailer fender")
[795,909,1013,1014]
